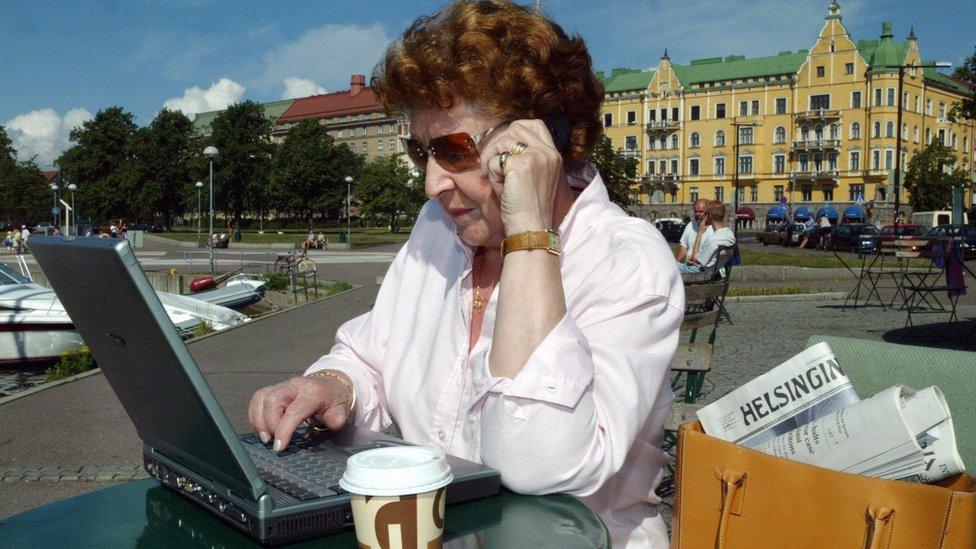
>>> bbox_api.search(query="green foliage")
[325,280,354,295]
[588,135,638,207]
[45,346,96,382]
[265,272,290,291]
[0,156,53,227]
[949,47,976,122]
[190,320,215,339]
[207,101,276,225]
[126,109,195,229]
[356,155,425,232]
[904,140,973,212]
[268,119,363,226]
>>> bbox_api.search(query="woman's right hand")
[248,373,354,452]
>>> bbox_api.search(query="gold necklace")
[473,287,487,311]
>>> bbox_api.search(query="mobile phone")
[543,113,571,153]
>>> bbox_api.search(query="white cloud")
[256,23,390,93]
[281,77,327,100]
[4,107,93,168]
[162,77,246,117]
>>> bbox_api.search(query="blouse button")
[436,430,446,440]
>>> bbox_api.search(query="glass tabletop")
[0,478,610,548]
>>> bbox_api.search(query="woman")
[248,2,683,546]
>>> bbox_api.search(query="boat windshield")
[0,264,31,285]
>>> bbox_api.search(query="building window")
[625,135,637,150]
[715,130,726,146]
[872,121,881,138]
[361,142,368,153]
[815,124,824,140]
[738,155,753,174]
[886,88,895,106]
[672,107,679,121]
[626,111,636,125]
[828,152,838,171]
[871,149,880,170]
[659,159,666,174]
[886,121,894,138]
[774,186,784,201]
[845,62,854,75]
[671,159,679,174]
[377,139,384,152]
[714,186,724,201]
[714,157,725,175]
[738,126,754,145]
[901,123,907,139]
[690,132,700,148]
[716,103,726,119]
[939,102,947,118]
[915,96,920,113]
[801,186,813,201]
[751,100,760,116]
[851,122,860,139]
[926,99,932,115]
[669,134,678,149]
[874,88,882,107]
[810,94,830,111]
[690,187,699,203]
[359,127,366,136]
[816,65,825,77]
[739,101,748,117]
[774,126,786,143]
[823,187,834,201]
[774,154,786,173]
[850,150,860,171]
[737,186,745,203]
[603,113,612,127]
[925,128,931,144]
[801,125,810,141]
[690,105,700,120]
[660,108,667,120]
[902,91,908,108]
[659,135,667,149]
[913,126,919,143]
[851,91,861,109]
[829,123,839,140]
[884,149,893,170]
[389,138,396,151]
[648,136,656,150]
[775,97,787,114]
[849,184,864,202]
[750,186,758,201]
[690,158,700,175]
[646,160,654,174]
[799,152,809,172]
[337,129,344,138]
[952,132,958,149]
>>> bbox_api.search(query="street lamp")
[883,61,951,233]
[344,175,353,244]
[203,146,219,273]
[67,183,77,236]
[195,181,204,247]
[49,182,58,233]
[730,118,763,236]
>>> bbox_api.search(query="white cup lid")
[340,446,453,497]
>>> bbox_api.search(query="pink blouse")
[307,164,684,547]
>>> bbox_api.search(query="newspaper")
[697,342,860,448]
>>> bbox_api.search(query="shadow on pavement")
[883,318,976,352]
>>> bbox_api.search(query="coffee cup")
[340,446,453,549]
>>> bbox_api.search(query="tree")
[588,135,638,207]
[0,125,50,226]
[268,119,362,227]
[904,140,973,211]
[356,155,425,232]
[126,109,194,229]
[55,107,138,223]
[207,101,274,225]
[949,45,976,122]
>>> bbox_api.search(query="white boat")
[0,263,248,364]
[191,274,267,310]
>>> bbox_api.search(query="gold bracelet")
[305,370,357,429]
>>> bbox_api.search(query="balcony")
[617,148,640,159]
[645,120,680,132]
[795,109,842,121]
[641,174,680,186]
[792,139,840,150]
[795,169,840,180]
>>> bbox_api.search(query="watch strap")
[501,229,561,256]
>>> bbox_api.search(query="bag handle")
[714,468,747,549]
[862,506,895,549]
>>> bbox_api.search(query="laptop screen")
[30,237,266,501]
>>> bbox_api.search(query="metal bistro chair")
[681,245,737,324]
[903,238,966,328]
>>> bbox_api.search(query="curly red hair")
[371,0,604,168]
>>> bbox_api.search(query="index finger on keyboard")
[272,395,320,452]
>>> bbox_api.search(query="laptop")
[29,236,500,544]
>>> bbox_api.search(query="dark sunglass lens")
[403,138,428,170]
[431,133,480,171]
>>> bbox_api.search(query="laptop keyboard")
[240,433,348,501]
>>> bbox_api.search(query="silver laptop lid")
[30,236,266,501]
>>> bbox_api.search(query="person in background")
[675,198,712,264]
[246,2,683,546]
[968,203,976,227]
[798,216,817,249]
[18,225,29,254]
[678,200,736,274]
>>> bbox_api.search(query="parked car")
[655,218,686,243]
[909,210,968,229]
[756,221,804,247]
[827,223,879,253]
[925,224,976,259]
[874,224,927,252]
[129,222,163,233]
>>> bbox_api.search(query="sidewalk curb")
[725,291,847,303]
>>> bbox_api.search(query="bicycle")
[274,249,317,275]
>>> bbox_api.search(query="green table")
[0,479,610,548]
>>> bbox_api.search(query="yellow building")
[599,2,974,220]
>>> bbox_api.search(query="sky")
[2,0,974,169]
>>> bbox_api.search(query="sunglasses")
[401,121,507,173]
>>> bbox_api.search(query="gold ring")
[498,151,510,171]
[510,142,528,155]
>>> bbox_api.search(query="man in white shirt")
[679,200,736,274]
[675,198,712,263]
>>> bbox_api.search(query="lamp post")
[203,146,219,273]
[884,61,951,234]
[49,182,58,233]
[67,183,77,235]
[730,118,762,236]
[344,175,353,244]
[195,181,204,247]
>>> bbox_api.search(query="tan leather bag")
[671,421,976,548]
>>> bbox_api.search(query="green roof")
[598,68,654,93]
[923,65,972,96]
[669,50,808,88]
[192,99,295,135]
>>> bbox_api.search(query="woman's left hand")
[482,120,565,234]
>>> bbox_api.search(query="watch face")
[547,230,561,254]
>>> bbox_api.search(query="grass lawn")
[159,229,411,246]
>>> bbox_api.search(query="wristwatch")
[501,229,561,256]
